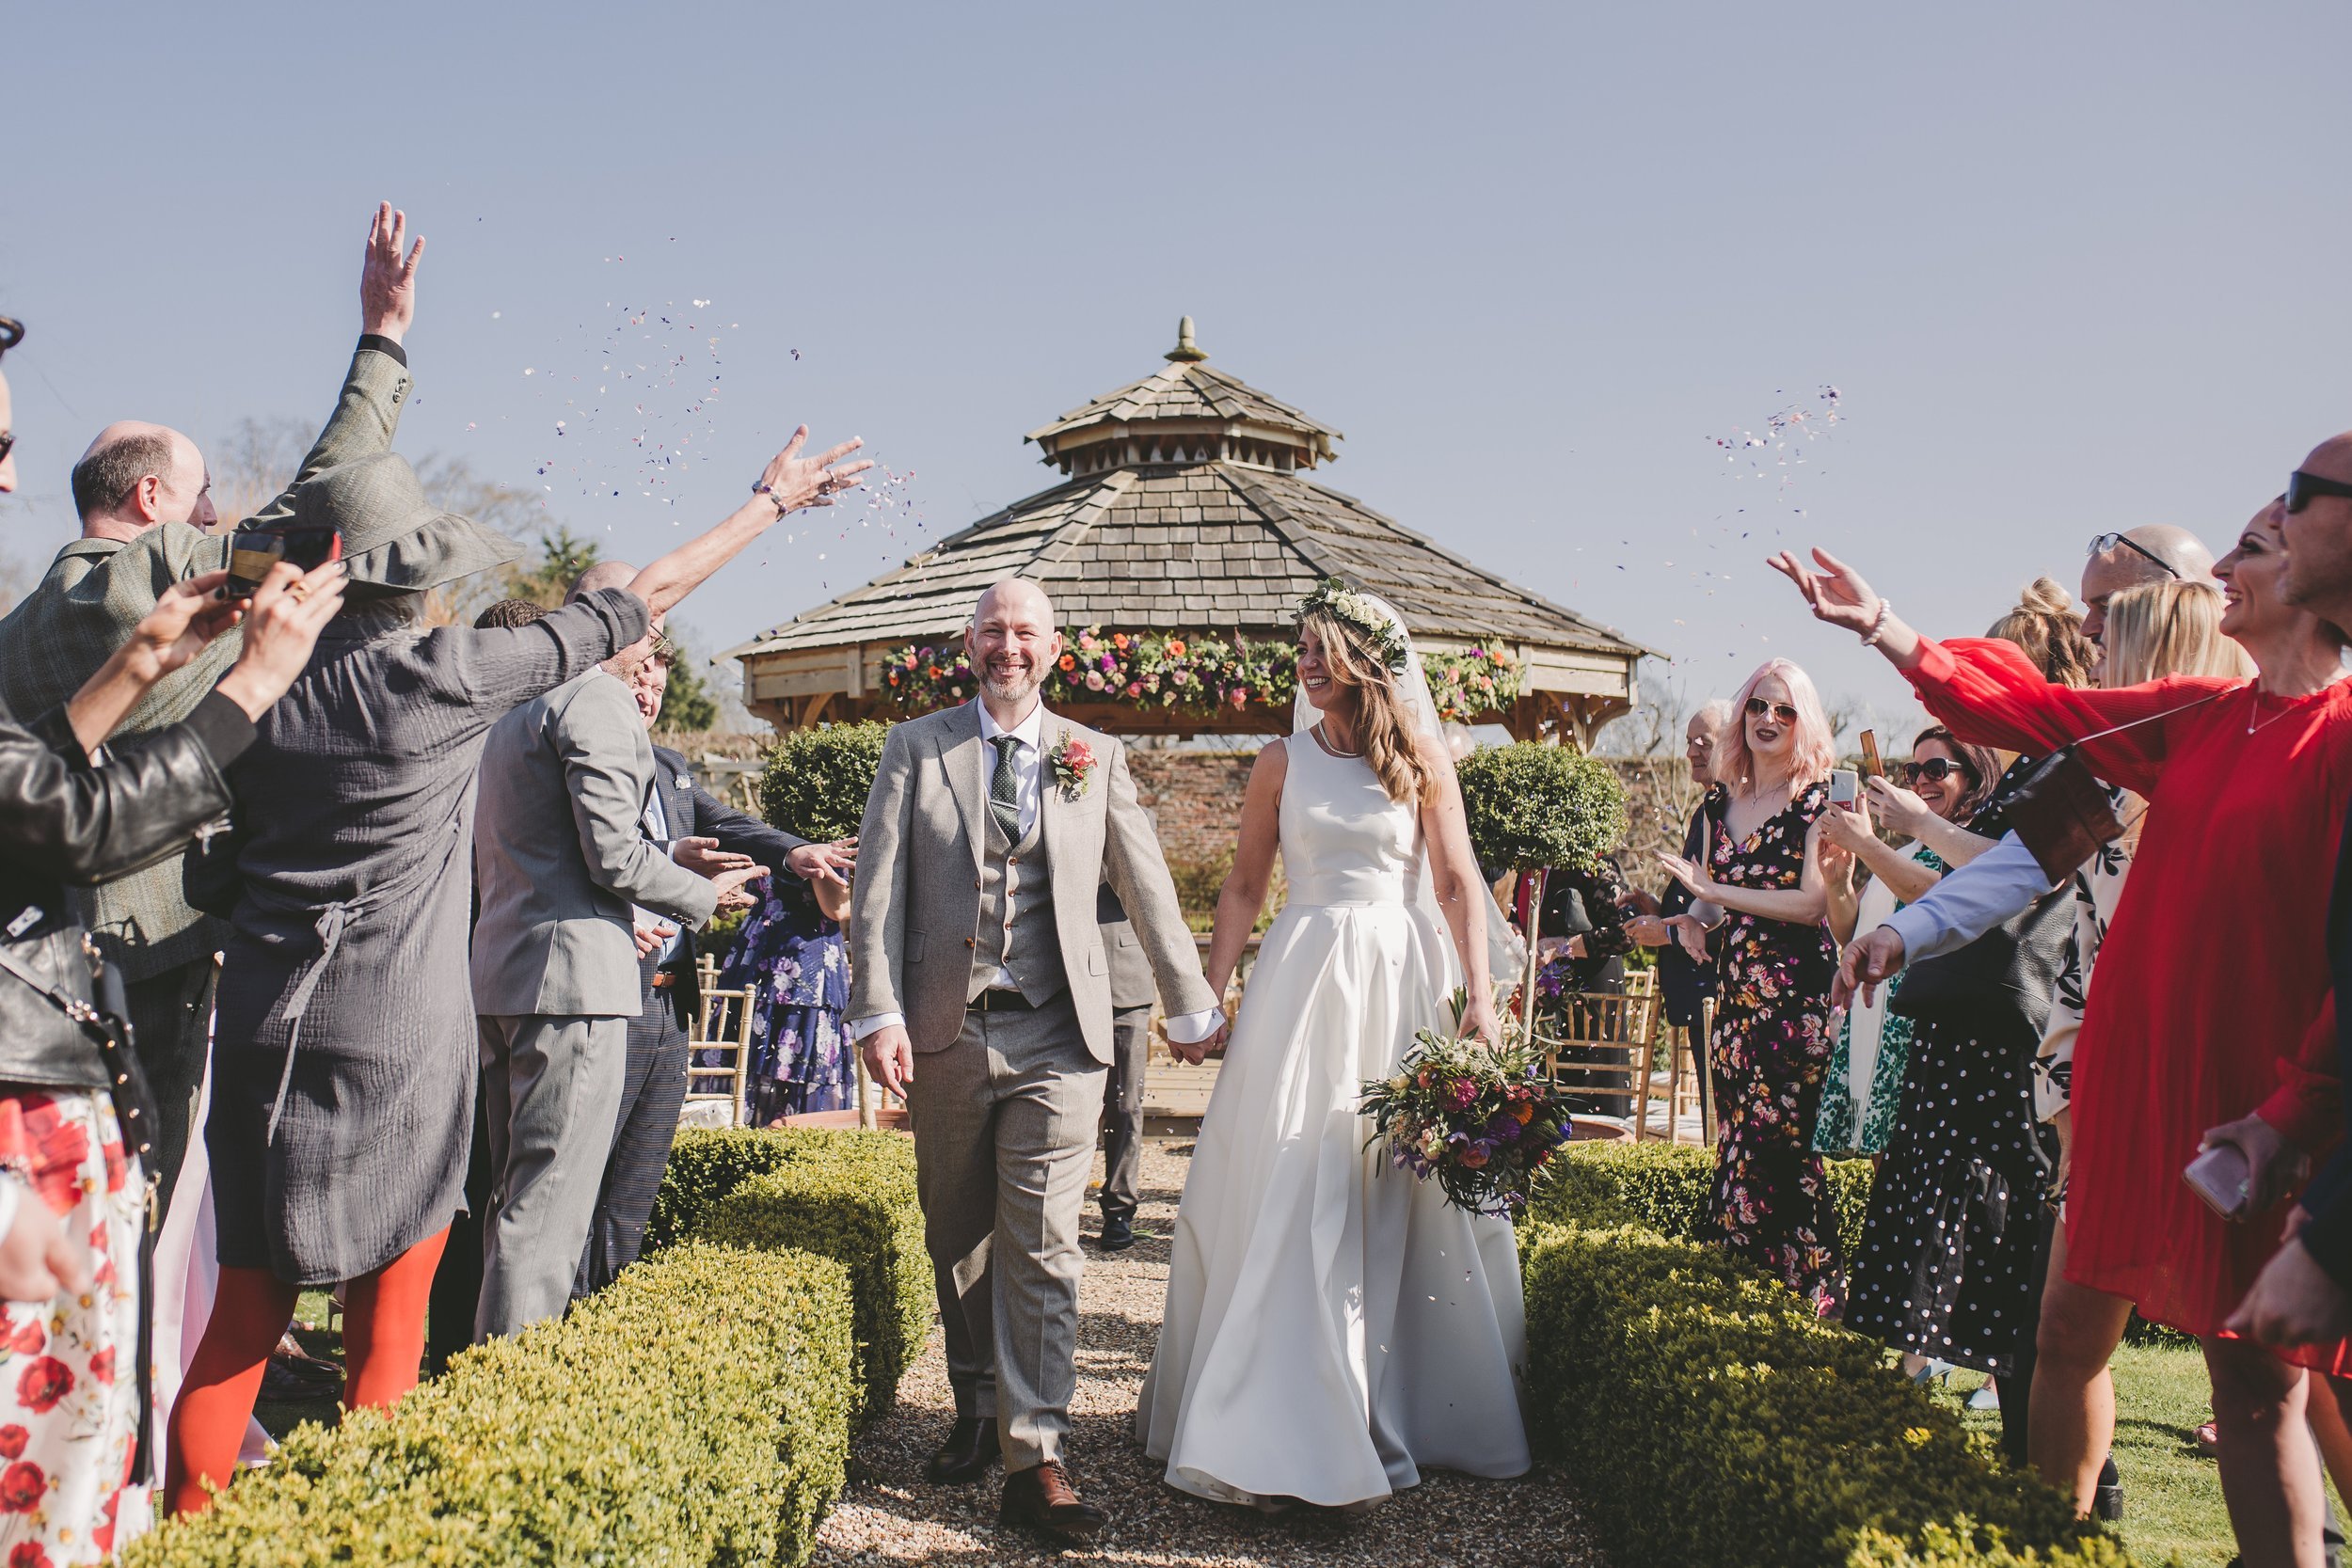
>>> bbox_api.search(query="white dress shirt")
[1880,831,2058,965]
[850,698,1222,1047]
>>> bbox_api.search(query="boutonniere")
[1049,733,1098,800]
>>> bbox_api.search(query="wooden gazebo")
[727,320,1654,744]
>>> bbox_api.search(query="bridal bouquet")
[1359,1029,1574,1217]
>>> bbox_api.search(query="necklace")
[2247,680,2343,736]
[1312,721,1364,759]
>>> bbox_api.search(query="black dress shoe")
[2092,1453,2123,1523]
[925,1416,999,1484]
[1000,1459,1106,1544]
[1097,1214,1135,1252]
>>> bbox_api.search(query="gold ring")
[286,582,310,602]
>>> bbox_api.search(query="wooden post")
[855,1051,876,1130]
[1518,866,1548,1049]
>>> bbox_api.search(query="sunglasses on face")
[1744,697,1799,723]
[2286,470,2352,514]
[2086,532,2182,578]
[1902,757,1969,784]
[0,432,12,464]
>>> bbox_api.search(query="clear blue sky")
[7,0,2348,726]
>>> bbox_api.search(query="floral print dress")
[1814,842,1947,1157]
[0,1090,143,1567]
[715,876,852,1123]
[1704,783,1843,1311]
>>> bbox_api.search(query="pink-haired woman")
[1659,657,1845,1310]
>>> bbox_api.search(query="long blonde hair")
[2101,579,2254,689]
[1301,609,1435,805]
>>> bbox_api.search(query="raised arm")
[625,429,872,621]
[1203,740,1287,1002]
[1417,738,1499,1042]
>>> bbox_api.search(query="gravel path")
[813,1140,1604,1568]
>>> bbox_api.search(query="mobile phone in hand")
[225,523,342,597]
[1829,768,1859,807]
[1858,730,1883,779]
[2185,1143,2252,1220]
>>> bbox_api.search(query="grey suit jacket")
[470,670,718,1017]
[1095,882,1156,1012]
[0,340,411,980]
[646,742,812,1025]
[848,701,1216,1063]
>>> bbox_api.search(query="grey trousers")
[474,1012,629,1340]
[1098,1005,1152,1222]
[574,960,691,1299]
[908,990,1105,1473]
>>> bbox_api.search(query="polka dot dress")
[1843,1013,2056,1376]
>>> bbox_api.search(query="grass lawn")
[1936,1340,2346,1568]
[253,1287,347,1441]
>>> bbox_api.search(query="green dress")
[1813,843,1947,1156]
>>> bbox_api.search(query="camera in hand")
[224,522,342,598]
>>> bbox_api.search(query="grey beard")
[981,666,1042,704]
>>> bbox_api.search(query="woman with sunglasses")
[1656,659,1845,1311]
[1773,513,2352,1567]
[1813,731,2000,1162]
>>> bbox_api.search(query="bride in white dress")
[1136,584,1532,1510]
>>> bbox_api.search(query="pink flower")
[1085,671,1105,690]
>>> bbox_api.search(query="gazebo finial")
[1165,316,1209,364]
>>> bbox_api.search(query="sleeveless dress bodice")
[1277,734,1424,910]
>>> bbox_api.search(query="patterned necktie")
[991,736,1024,844]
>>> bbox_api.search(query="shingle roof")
[727,462,1653,661]
[1025,360,1343,466]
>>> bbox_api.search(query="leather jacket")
[0,692,255,1091]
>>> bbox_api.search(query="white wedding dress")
[1136,724,1532,1509]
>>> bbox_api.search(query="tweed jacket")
[1095,880,1155,1012]
[645,742,813,1026]
[0,340,411,980]
[470,671,720,1019]
[848,701,1216,1063]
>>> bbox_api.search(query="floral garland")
[1421,642,1525,723]
[879,626,1525,721]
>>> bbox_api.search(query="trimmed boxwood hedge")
[1534,1138,1876,1261]
[698,1136,930,1424]
[127,1243,855,1567]
[1522,1146,2133,1568]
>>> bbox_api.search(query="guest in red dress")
[1772,506,2351,1568]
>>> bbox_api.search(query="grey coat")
[193,589,648,1285]
[469,670,719,1019]
[0,341,411,980]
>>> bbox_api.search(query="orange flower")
[1167,639,1187,658]
[1057,654,1075,671]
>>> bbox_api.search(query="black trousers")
[1097,1006,1152,1222]
[122,958,215,1223]
[425,1078,494,1377]
[573,958,691,1299]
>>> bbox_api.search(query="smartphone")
[2184,1143,2251,1221]
[1858,730,1883,780]
[225,523,342,597]
[1829,768,1859,807]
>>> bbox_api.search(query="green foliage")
[1520,1145,2130,1568]
[660,633,722,733]
[760,721,891,842]
[1455,741,1629,873]
[126,1243,854,1568]
[1532,1139,1875,1262]
[500,525,602,608]
[699,1131,930,1424]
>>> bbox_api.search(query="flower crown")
[1298,577,1409,675]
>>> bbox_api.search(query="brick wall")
[1128,749,1258,868]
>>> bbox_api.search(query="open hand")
[0,1193,89,1304]
[755,427,874,513]
[1767,547,1883,637]
[789,838,857,887]
[2201,1114,2309,1219]
[1664,912,1710,963]
[1655,852,1715,900]
[125,571,249,680]
[2229,1210,2352,1348]
[1835,925,1907,1009]
[672,835,755,880]
[360,201,425,341]
[709,863,766,904]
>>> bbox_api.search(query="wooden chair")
[1534,988,1661,1135]
[681,957,755,1129]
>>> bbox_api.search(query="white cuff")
[847,1012,903,1043]
[1164,1007,1225,1046]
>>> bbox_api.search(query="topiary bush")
[127,1243,855,1567]
[1533,1139,1875,1262]
[760,720,891,842]
[644,1124,808,1252]
[1521,1145,2133,1568]
[700,1132,929,1425]
[1454,739,1629,874]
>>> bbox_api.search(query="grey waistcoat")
[971,795,1065,1005]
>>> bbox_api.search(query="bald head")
[2280,431,2352,630]
[568,560,663,677]
[967,578,1061,717]
[72,420,211,542]
[2080,524,2217,645]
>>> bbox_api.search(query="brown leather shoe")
[999,1459,1106,1543]
[924,1416,999,1483]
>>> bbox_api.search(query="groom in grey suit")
[851,578,1223,1543]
